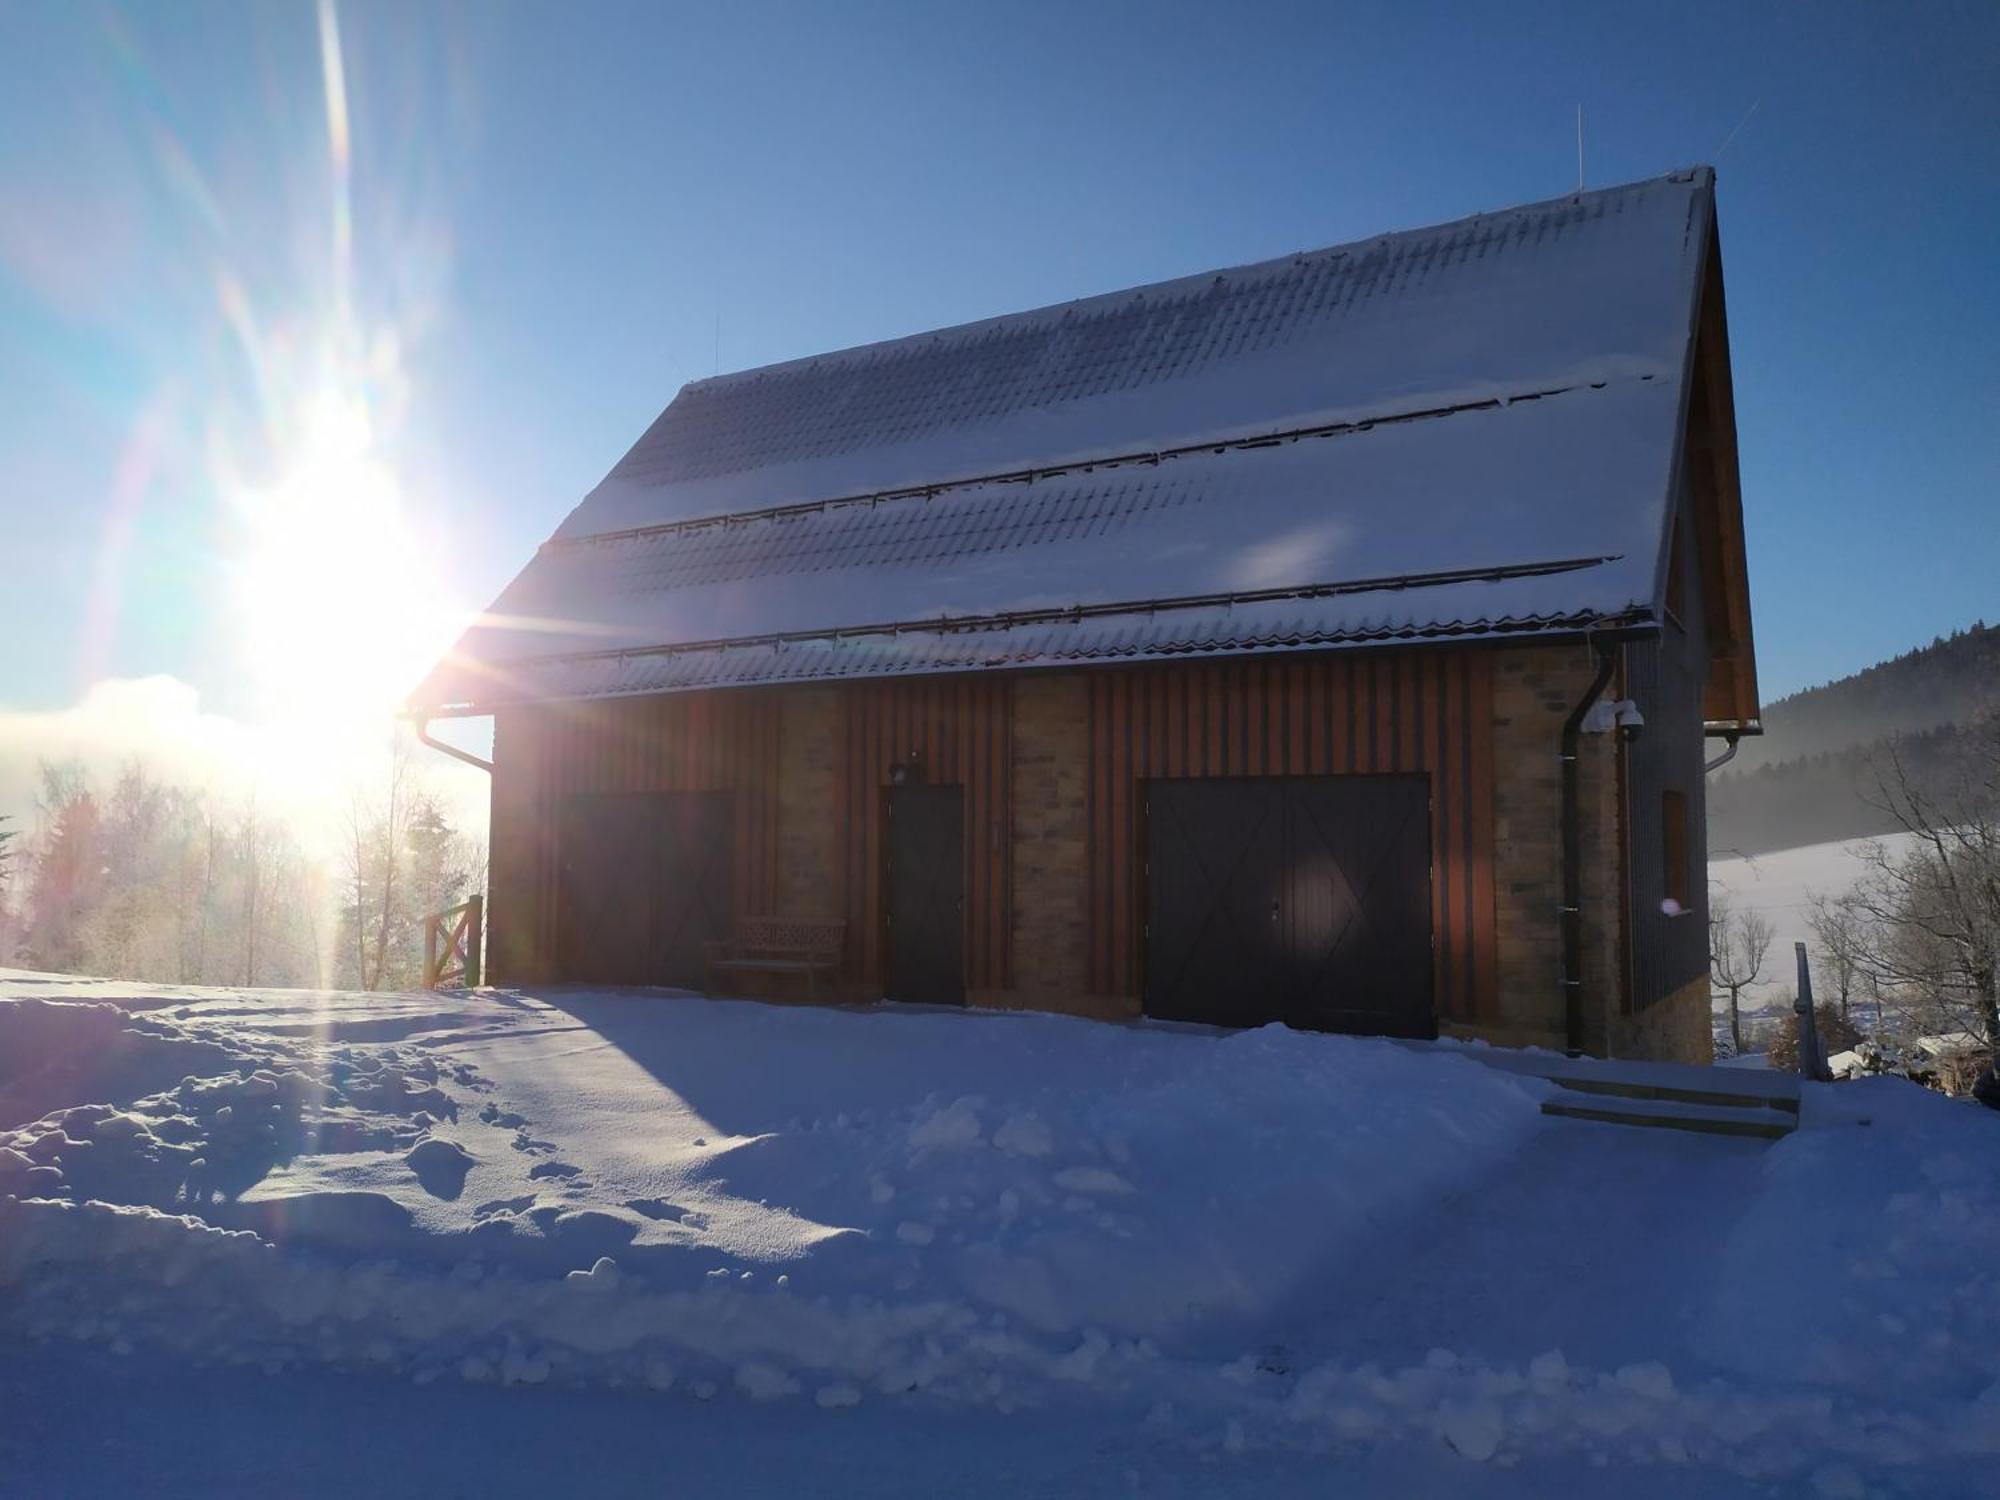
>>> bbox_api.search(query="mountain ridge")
[1708,621,1997,856]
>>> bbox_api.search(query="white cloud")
[0,676,488,858]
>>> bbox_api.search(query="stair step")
[1541,1090,1796,1140]
[1459,1049,1803,1115]
[1544,1074,1802,1114]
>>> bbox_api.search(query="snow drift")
[0,971,1546,1405]
[7,969,1998,1491]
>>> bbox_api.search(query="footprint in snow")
[626,1198,692,1222]
[404,1138,475,1201]
[473,1195,537,1219]
[527,1161,582,1180]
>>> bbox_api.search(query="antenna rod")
[1576,104,1585,192]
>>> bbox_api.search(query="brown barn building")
[412,168,1759,1062]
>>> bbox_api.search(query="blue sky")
[1,0,1995,733]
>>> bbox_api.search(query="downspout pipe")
[414,716,494,775]
[1704,735,1741,774]
[1560,640,1620,1057]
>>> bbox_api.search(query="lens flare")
[229,380,459,730]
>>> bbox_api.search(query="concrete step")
[1464,1049,1803,1114]
[1544,1072,1801,1115]
[1541,1089,1796,1140]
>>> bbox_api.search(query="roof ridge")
[673,167,1711,397]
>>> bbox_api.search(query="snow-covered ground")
[3,969,1997,1497]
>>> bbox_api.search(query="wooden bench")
[705,918,847,1001]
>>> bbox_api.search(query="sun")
[231,385,461,736]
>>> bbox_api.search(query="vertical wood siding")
[493,654,1487,1021]
[491,692,783,977]
[493,678,1014,993]
[837,676,1013,991]
[1083,651,1497,1022]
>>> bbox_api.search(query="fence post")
[1795,940,1830,1082]
[465,894,484,988]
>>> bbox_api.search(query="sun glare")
[232,383,460,735]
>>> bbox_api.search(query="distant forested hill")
[1707,622,1999,856]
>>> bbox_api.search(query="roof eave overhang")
[407,600,1659,720]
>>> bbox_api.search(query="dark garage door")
[1144,775,1433,1036]
[558,791,735,988]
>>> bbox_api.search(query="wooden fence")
[423,895,484,990]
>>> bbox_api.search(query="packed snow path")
[3,970,1997,1496]
[1302,1124,1770,1375]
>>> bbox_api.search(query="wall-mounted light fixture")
[887,751,926,787]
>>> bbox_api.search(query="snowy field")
[3,970,1997,1497]
[1707,832,1921,1029]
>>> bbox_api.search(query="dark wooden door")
[1281,776,1433,1035]
[654,792,735,988]
[557,791,735,988]
[885,784,964,1005]
[1144,780,1289,1027]
[558,793,660,985]
[1144,775,1434,1037]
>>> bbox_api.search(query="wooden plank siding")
[490,693,783,978]
[491,677,1013,993]
[492,653,1490,1023]
[1082,651,1497,1023]
[837,676,1012,992]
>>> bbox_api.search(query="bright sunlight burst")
[231,379,460,730]
[218,0,464,740]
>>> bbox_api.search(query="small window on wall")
[1661,790,1690,916]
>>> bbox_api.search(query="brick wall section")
[774,688,842,920]
[988,673,1133,1019]
[1481,645,1625,1052]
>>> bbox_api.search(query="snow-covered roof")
[416,169,1723,714]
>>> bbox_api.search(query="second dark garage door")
[557,790,735,988]
[1143,775,1434,1036]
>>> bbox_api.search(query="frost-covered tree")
[0,812,19,963]
[10,761,322,988]
[334,737,484,992]
[21,762,102,974]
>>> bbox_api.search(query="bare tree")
[1834,719,2000,1081]
[1807,896,1867,1023]
[1710,891,1775,1056]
